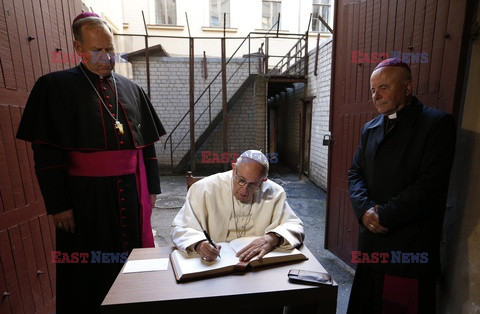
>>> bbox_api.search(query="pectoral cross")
[115,120,124,135]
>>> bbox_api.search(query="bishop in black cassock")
[347,58,456,313]
[16,12,166,313]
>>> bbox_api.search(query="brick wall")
[131,56,251,168]
[274,39,332,190]
[307,39,332,190]
[130,39,333,188]
[194,77,268,172]
[276,83,305,170]
[254,76,268,150]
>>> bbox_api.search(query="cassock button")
[102,87,107,91]
[121,198,125,202]
[117,179,122,183]
[108,104,113,109]
[105,95,110,100]
[121,207,126,211]
[120,141,124,145]
[112,113,116,117]
[119,188,124,193]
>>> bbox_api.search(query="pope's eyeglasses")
[233,170,264,190]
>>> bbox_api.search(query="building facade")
[83,0,333,77]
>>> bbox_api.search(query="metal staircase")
[171,74,258,172]
[163,30,309,172]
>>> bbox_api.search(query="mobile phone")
[288,269,333,285]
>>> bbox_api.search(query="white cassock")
[171,170,305,253]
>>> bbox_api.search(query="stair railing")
[163,29,308,170]
[270,33,308,76]
[163,33,256,168]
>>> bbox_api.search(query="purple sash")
[67,150,154,248]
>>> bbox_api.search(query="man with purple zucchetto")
[16,12,166,313]
[347,58,456,313]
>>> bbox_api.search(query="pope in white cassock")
[171,150,305,262]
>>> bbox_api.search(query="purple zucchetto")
[72,11,100,25]
[373,57,411,73]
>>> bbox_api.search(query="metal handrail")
[164,25,308,169]
[163,18,284,152]
[270,34,307,75]
[163,33,253,150]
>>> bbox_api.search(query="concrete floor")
[151,166,354,314]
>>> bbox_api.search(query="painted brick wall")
[131,56,251,168]
[307,39,332,190]
[194,77,267,172]
[270,39,332,189]
[130,39,332,189]
[276,83,305,170]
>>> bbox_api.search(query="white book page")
[228,236,260,253]
[171,243,239,278]
[228,236,305,265]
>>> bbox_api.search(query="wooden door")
[300,98,313,175]
[269,107,278,155]
[0,0,82,313]
[326,0,468,265]
[303,102,312,175]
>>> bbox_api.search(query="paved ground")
[151,167,354,314]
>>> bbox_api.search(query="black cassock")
[17,64,166,313]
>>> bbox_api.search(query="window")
[312,0,330,32]
[262,0,281,30]
[210,0,230,28]
[155,0,177,25]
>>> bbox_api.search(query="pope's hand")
[236,233,279,262]
[195,240,221,262]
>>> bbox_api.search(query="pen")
[203,230,221,258]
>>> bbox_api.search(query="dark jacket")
[348,96,456,277]
[16,64,165,149]
[16,64,166,213]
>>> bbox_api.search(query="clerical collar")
[385,98,413,120]
[79,63,112,80]
[388,112,397,119]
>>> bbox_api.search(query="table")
[101,246,337,313]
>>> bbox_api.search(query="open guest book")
[170,236,308,282]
